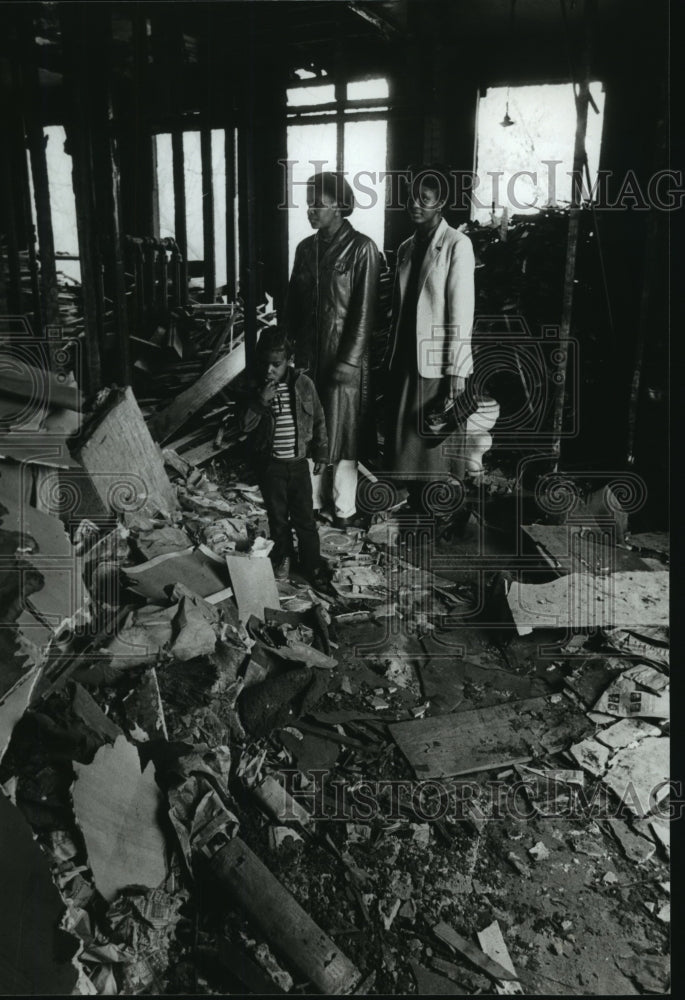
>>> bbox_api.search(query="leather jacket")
[285,220,380,462]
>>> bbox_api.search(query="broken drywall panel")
[600,736,669,817]
[0,792,79,994]
[226,553,280,623]
[72,735,168,902]
[568,738,612,776]
[507,571,669,635]
[74,386,177,517]
[389,696,589,779]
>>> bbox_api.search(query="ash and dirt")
[0,457,669,996]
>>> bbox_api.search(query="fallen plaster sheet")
[0,664,42,763]
[507,571,669,635]
[72,735,168,902]
[600,736,669,817]
[124,545,229,602]
[0,792,79,994]
[389,696,589,779]
[226,553,280,623]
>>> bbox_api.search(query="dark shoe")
[333,512,369,530]
[273,556,291,581]
[309,565,333,592]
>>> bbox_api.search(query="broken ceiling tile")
[72,735,168,902]
[594,718,661,750]
[568,738,612,776]
[600,736,669,817]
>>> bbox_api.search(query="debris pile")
[0,362,671,995]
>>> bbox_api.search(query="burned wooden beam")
[201,126,216,302]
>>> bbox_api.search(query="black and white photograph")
[0,0,674,995]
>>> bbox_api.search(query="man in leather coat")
[285,171,380,528]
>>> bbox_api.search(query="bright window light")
[211,129,227,292]
[287,84,335,107]
[155,133,175,241]
[473,82,606,223]
[183,131,203,260]
[346,78,389,101]
[286,122,337,271]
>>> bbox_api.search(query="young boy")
[238,326,329,586]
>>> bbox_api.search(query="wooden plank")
[389,696,588,779]
[476,921,522,994]
[0,357,83,411]
[225,553,280,624]
[75,386,177,516]
[522,524,650,576]
[507,571,669,636]
[147,341,245,443]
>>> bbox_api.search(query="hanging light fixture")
[500,89,515,127]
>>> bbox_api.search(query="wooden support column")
[550,0,597,471]
[224,125,238,301]
[20,12,60,330]
[59,5,104,394]
[238,94,258,375]
[201,127,216,302]
[171,131,187,261]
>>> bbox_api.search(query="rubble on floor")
[0,416,671,994]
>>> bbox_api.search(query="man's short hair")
[256,325,292,358]
[306,170,355,218]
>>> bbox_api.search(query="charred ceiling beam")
[347,1,402,40]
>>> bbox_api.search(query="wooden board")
[75,386,177,517]
[148,341,245,444]
[522,524,651,575]
[389,696,588,779]
[507,571,669,635]
[226,553,280,623]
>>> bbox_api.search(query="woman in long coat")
[384,166,475,510]
[285,171,380,527]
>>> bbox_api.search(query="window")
[26,125,81,283]
[155,126,238,298]
[473,83,606,224]
[286,76,389,271]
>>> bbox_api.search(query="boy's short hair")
[256,325,292,358]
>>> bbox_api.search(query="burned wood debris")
[0,368,671,992]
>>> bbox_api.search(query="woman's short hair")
[306,170,355,218]
[406,163,453,205]
[256,325,292,358]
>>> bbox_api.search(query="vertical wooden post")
[171,131,187,261]
[224,125,238,302]
[20,11,60,331]
[238,43,258,375]
[550,0,597,471]
[201,126,216,302]
[59,4,104,394]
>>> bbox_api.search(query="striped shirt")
[271,382,297,458]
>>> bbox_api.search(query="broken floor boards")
[389,696,590,779]
[507,571,669,635]
[522,524,652,575]
[419,658,549,716]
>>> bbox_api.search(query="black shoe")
[273,555,291,581]
[309,565,333,592]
